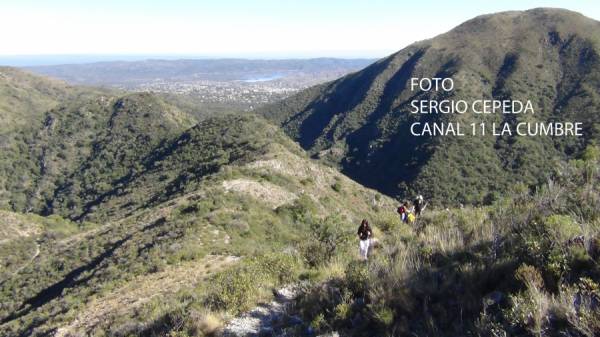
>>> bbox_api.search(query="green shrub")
[275,194,317,224]
[300,241,330,268]
[334,302,352,323]
[543,214,581,242]
[505,288,548,335]
[546,248,569,281]
[300,216,349,267]
[203,253,301,315]
[370,304,394,329]
[253,252,301,284]
[581,145,600,162]
[204,267,256,313]
[374,212,402,232]
[344,260,369,296]
[331,181,342,193]
[310,313,327,332]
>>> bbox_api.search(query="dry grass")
[187,309,224,336]
[54,255,239,337]
[0,210,42,244]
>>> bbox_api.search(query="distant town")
[26,58,375,111]
[133,69,364,110]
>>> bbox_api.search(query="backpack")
[397,206,406,214]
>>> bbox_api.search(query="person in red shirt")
[397,202,408,222]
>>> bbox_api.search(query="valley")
[0,7,599,337]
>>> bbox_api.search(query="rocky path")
[222,285,304,337]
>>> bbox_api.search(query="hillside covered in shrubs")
[291,146,599,337]
[0,107,398,336]
[1,9,600,337]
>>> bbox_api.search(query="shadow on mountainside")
[1,234,132,327]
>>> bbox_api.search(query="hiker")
[357,219,372,260]
[397,202,408,222]
[407,211,416,224]
[414,195,425,216]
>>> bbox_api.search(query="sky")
[1,0,600,64]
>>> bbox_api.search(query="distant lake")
[241,74,284,82]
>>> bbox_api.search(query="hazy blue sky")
[1,0,599,58]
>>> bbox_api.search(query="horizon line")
[0,51,393,67]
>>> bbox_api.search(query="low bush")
[204,253,301,314]
[344,260,369,296]
[300,216,349,267]
[543,214,581,242]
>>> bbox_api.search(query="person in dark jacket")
[357,219,373,260]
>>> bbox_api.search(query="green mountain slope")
[259,8,600,205]
[0,74,196,215]
[0,67,114,210]
[38,92,196,221]
[0,67,82,132]
[0,114,397,337]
